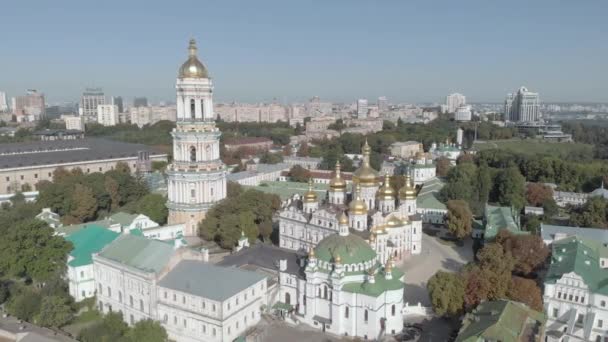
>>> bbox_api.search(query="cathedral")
[166,39,227,236]
[278,139,423,265]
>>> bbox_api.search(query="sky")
[1,0,607,104]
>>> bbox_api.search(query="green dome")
[314,234,376,265]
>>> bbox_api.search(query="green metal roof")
[109,212,139,226]
[66,225,120,267]
[97,234,175,273]
[456,300,545,342]
[482,204,527,241]
[545,236,608,295]
[246,181,328,201]
[417,178,447,210]
[56,219,113,236]
[342,268,405,297]
[158,260,266,302]
[314,233,376,265]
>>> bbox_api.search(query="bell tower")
[166,39,227,236]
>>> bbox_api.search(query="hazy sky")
[1,0,607,104]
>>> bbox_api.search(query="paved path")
[399,231,474,306]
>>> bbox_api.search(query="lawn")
[473,139,593,159]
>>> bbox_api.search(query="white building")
[390,141,423,159]
[63,115,85,131]
[166,39,227,236]
[446,93,466,113]
[279,140,423,266]
[543,236,608,342]
[129,105,177,128]
[0,91,8,112]
[97,104,119,126]
[408,152,436,185]
[93,233,267,342]
[80,88,105,123]
[429,141,462,165]
[226,163,290,186]
[505,86,540,123]
[454,105,472,122]
[357,99,368,119]
[377,96,388,113]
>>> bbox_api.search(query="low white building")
[227,163,290,186]
[553,190,588,207]
[408,152,436,186]
[390,141,422,159]
[93,234,267,342]
[97,104,119,126]
[63,115,85,131]
[454,105,472,122]
[543,236,608,342]
[36,208,62,228]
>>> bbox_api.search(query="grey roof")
[541,223,608,244]
[0,138,166,169]
[158,260,266,302]
[218,243,302,275]
[227,163,290,181]
[97,234,175,273]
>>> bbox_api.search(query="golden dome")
[303,178,318,203]
[349,183,368,215]
[376,174,396,200]
[415,151,423,159]
[338,211,349,225]
[372,224,387,235]
[386,215,404,228]
[353,139,379,186]
[178,39,209,79]
[370,233,376,242]
[385,258,393,273]
[329,160,347,190]
[335,254,342,264]
[309,247,316,258]
[399,174,417,200]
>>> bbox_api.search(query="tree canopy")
[427,271,465,317]
[446,200,473,239]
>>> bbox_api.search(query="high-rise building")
[133,97,148,108]
[112,96,124,113]
[377,96,388,113]
[357,98,368,118]
[80,88,105,123]
[446,93,466,113]
[166,39,227,236]
[12,89,46,122]
[455,105,472,122]
[97,104,119,126]
[505,86,540,123]
[0,91,8,112]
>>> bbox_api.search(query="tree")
[104,177,121,211]
[495,166,526,210]
[436,157,451,177]
[239,211,259,244]
[427,271,465,317]
[259,221,273,242]
[260,152,283,164]
[522,214,541,234]
[297,142,310,157]
[0,219,72,282]
[36,296,73,328]
[327,119,347,131]
[68,184,98,223]
[6,289,42,322]
[282,144,293,156]
[289,165,310,183]
[462,265,492,310]
[227,181,244,198]
[446,200,473,239]
[570,197,608,228]
[135,194,168,225]
[526,183,554,207]
[508,276,543,311]
[126,319,168,342]
[79,311,130,342]
[476,243,514,300]
[496,231,549,276]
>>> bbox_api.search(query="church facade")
[166,39,227,236]
[279,140,423,266]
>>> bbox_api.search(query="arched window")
[190,99,195,119]
[391,304,396,316]
[118,291,122,303]
[345,306,349,318]
[190,146,196,162]
[364,309,368,322]
[323,286,328,299]
[285,292,291,305]
[129,295,133,307]
[139,299,144,311]
[201,99,205,118]
[107,286,111,297]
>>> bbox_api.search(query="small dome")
[303,178,318,203]
[178,39,209,79]
[399,174,417,200]
[314,234,376,265]
[386,215,404,228]
[329,161,347,190]
[353,140,379,186]
[376,174,396,200]
[349,183,368,215]
[338,212,349,225]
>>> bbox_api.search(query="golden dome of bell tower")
[178,39,209,79]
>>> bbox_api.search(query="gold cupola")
[329,160,347,190]
[376,173,396,200]
[399,174,417,200]
[353,139,379,186]
[338,211,349,226]
[303,178,318,203]
[386,215,404,228]
[349,183,368,215]
[178,39,209,79]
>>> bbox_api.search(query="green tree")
[126,319,168,342]
[327,119,347,131]
[104,177,121,211]
[427,271,465,317]
[6,289,42,322]
[297,142,309,157]
[446,200,473,239]
[79,311,130,342]
[135,193,168,225]
[289,165,310,183]
[496,230,549,276]
[259,221,273,242]
[260,152,283,164]
[239,211,259,244]
[435,157,451,177]
[495,166,525,210]
[570,197,608,228]
[36,295,73,328]
[68,184,98,223]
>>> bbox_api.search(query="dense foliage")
[445,200,473,239]
[85,121,175,148]
[79,312,167,342]
[199,183,281,248]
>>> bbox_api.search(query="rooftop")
[482,204,526,241]
[66,225,120,267]
[246,181,328,201]
[456,300,545,342]
[342,268,405,297]
[0,138,166,170]
[158,260,266,302]
[218,243,302,275]
[224,137,272,146]
[227,163,290,181]
[416,177,447,211]
[541,223,608,244]
[97,234,175,273]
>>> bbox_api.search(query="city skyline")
[1,1,607,104]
